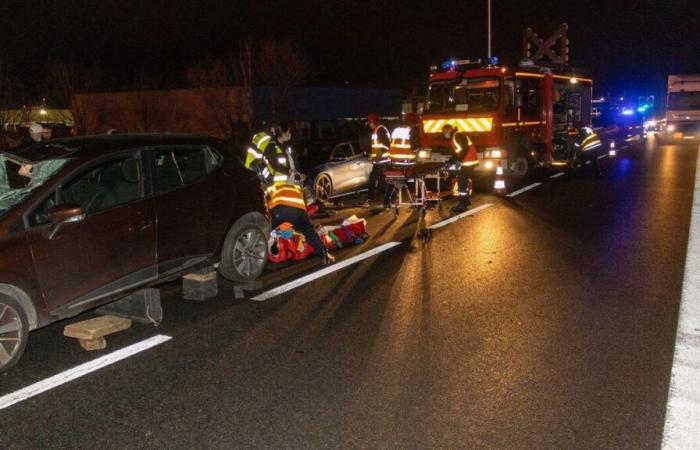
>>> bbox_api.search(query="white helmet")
[29,123,44,142]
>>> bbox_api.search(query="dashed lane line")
[505,182,542,198]
[549,172,565,179]
[0,334,172,411]
[251,242,402,301]
[428,203,494,230]
[662,145,700,449]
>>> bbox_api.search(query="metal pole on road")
[487,0,492,58]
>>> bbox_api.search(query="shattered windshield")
[0,155,69,218]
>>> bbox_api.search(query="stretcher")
[383,157,449,217]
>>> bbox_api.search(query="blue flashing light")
[621,108,635,116]
[487,56,499,66]
[441,59,456,71]
[637,105,651,113]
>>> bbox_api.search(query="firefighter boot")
[321,251,336,266]
[451,195,470,213]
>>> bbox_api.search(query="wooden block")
[64,315,131,340]
[79,337,107,351]
[183,271,217,282]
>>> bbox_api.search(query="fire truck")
[418,25,606,179]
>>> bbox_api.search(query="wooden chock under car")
[63,315,132,351]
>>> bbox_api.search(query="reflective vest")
[266,183,306,211]
[370,124,391,162]
[269,143,291,186]
[388,126,416,165]
[245,132,274,181]
[453,132,478,167]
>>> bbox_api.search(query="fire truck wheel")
[510,153,532,179]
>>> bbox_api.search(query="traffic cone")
[608,140,616,157]
[493,161,506,195]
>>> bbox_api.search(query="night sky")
[1,0,698,108]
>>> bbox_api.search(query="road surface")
[1,136,698,449]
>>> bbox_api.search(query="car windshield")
[426,77,501,113]
[0,155,69,218]
[669,92,700,111]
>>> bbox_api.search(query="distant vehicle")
[663,74,700,144]
[303,140,372,202]
[593,100,645,149]
[0,134,269,371]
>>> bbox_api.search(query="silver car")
[308,141,373,201]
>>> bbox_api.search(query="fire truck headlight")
[484,148,505,159]
[485,161,494,170]
[667,124,676,132]
[418,149,431,160]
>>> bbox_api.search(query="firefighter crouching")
[443,124,478,213]
[267,183,335,266]
[362,112,391,208]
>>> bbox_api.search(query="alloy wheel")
[232,229,267,280]
[0,302,23,369]
[315,175,333,202]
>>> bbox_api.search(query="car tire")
[0,293,29,372]
[314,174,333,202]
[219,217,268,283]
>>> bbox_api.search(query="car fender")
[0,283,38,330]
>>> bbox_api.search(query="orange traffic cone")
[493,161,506,194]
[608,140,616,157]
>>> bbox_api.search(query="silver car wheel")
[232,229,267,280]
[0,302,24,369]
[314,174,333,202]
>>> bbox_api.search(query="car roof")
[3,133,224,164]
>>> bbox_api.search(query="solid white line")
[549,172,565,179]
[0,334,171,411]
[663,146,700,449]
[428,203,493,230]
[505,182,542,198]
[251,242,402,301]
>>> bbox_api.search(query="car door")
[25,152,157,312]
[148,145,231,276]
[329,143,355,193]
[346,143,370,189]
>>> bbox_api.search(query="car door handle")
[130,220,153,232]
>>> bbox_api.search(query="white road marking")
[251,242,402,301]
[663,146,700,449]
[505,183,542,198]
[549,172,565,179]
[0,334,171,411]
[597,154,609,160]
[428,203,493,230]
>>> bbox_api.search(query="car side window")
[152,146,216,195]
[30,155,142,226]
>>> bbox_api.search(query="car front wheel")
[219,217,268,283]
[0,294,29,372]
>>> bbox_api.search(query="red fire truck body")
[419,60,602,178]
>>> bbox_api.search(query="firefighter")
[245,127,275,184]
[267,183,335,265]
[265,123,297,187]
[361,113,391,208]
[444,124,478,213]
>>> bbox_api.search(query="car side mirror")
[47,204,85,240]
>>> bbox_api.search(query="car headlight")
[667,124,676,132]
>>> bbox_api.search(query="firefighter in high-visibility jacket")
[267,183,334,265]
[362,112,391,207]
[245,124,296,187]
[445,125,478,213]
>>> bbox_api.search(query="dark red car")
[0,134,269,370]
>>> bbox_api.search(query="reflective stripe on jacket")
[453,132,479,167]
[370,124,391,160]
[267,184,306,211]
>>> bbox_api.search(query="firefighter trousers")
[457,166,473,205]
[367,162,386,201]
[270,205,326,257]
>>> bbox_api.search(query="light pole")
[487,0,492,58]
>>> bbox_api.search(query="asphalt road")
[1,136,697,449]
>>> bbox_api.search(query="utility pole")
[487,0,492,58]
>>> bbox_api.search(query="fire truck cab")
[420,58,601,178]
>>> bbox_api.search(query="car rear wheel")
[314,174,333,202]
[0,294,28,372]
[219,218,268,283]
